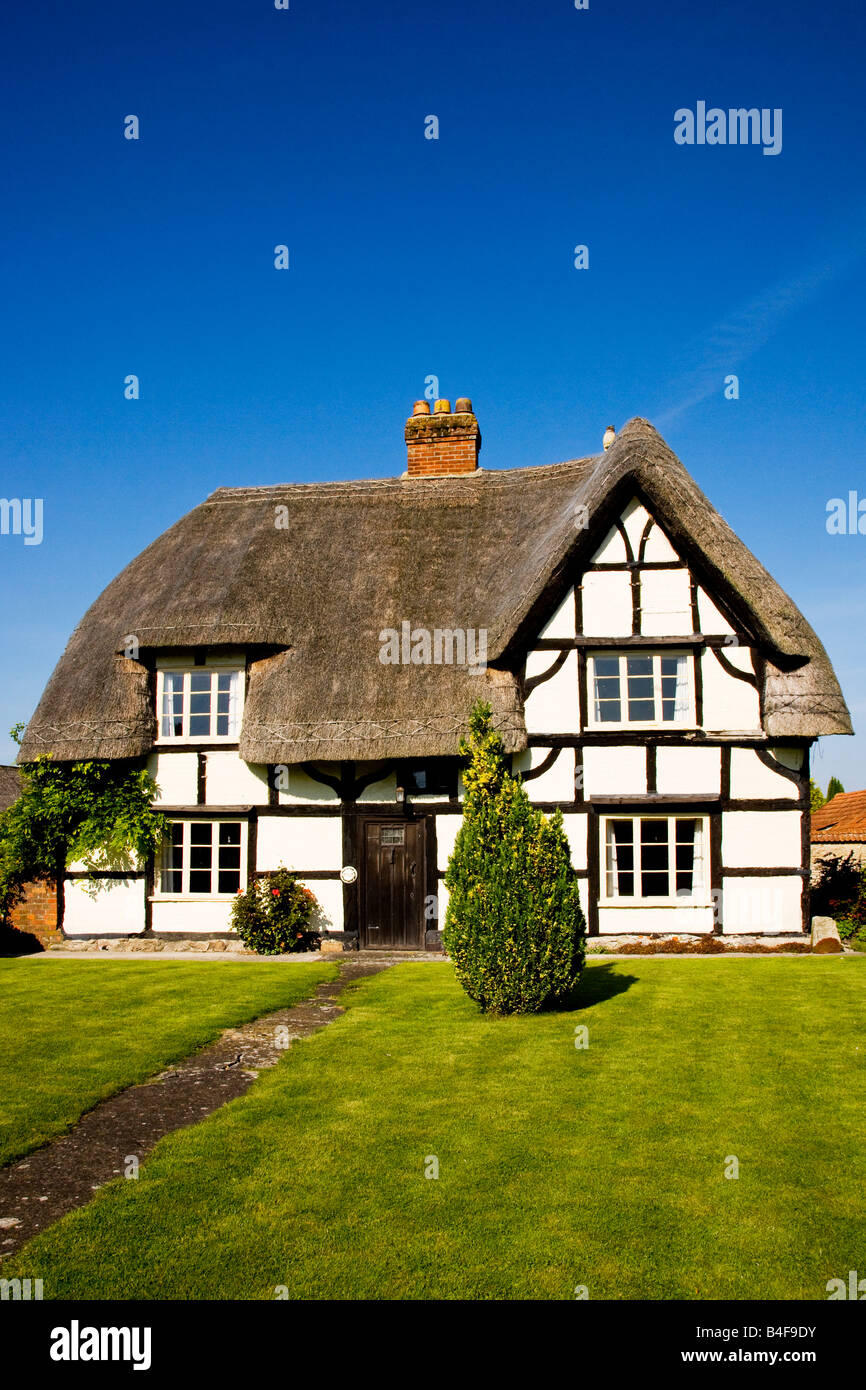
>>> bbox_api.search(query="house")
[16,406,852,947]
[811,791,866,870]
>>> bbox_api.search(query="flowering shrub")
[230,867,320,955]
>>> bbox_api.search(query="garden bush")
[811,851,866,945]
[443,702,586,1014]
[231,867,320,955]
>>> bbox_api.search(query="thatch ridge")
[18,418,851,764]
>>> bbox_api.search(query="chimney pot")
[404,397,481,477]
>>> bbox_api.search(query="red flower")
[272,889,280,897]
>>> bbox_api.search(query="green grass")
[6,958,866,1300]
[0,959,335,1166]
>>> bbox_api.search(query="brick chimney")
[404,398,481,476]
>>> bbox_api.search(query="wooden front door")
[362,820,425,950]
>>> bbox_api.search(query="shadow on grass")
[541,960,638,1014]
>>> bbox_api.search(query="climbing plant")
[0,727,166,918]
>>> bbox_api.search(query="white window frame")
[600,813,710,906]
[155,819,247,900]
[587,650,694,730]
[156,664,244,744]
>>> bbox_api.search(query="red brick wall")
[7,879,61,948]
[405,410,480,475]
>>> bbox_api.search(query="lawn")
[0,959,335,1167]
[5,958,866,1300]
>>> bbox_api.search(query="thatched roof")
[0,766,21,812]
[812,791,866,843]
[18,417,851,765]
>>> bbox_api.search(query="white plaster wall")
[696,587,735,635]
[276,767,340,805]
[581,571,633,636]
[523,650,578,734]
[582,745,646,798]
[561,812,588,870]
[256,815,342,872]
[147,752,198,806]
[433,881,450,927]
[577,877,590,923]
[357,770,397,802]
[598,904,715,934]
[642,523,679,562]
[205,753,269,806]
[700,650,761,731]
[639,569,693,636]
[435,814,463,870]
[620,498,652,555]
[303,879,343,932]
[729,749,800,801]
[720,875,802,934]
[63,878,145,936]
[150,899,234,934]
[591,526,628,564]
[722,811,802,868]
[655,745,721,795]
[513,746,575,801]
[538,590,575,639]
[769,746,805,773]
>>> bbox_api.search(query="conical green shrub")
[443,702,586,1014]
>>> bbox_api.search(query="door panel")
[362,820,424,949]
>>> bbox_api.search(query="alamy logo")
[826,492,866,535]
[379,621,487,673]
[0,1277,43,1300]
[826,1270,866,1299]
[49,1320,152,1371]
[674,103,782,156]
[0,497,43,546]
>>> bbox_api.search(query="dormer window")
[588,651,693,728]
[157,665,243,742]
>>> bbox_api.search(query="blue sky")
[1,0,864,785]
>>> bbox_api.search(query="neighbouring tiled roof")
[812,790,866,843]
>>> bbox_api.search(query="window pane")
[217,869,241,894]
[190,823,212,844]
[606,820,634,897]
[219,823,241,846]
[190,672,211,692]
[627,656,653,676]
[160,822,183,892]
[640,820,670,897]
[661,655,688,723]
[161,673,185,738]
[189,870,212,893]
[675,818,697,895]
[593,658,621,723]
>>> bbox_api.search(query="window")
[158,821,245,896]
[589,652,692,727]
[603,816,707,902]
[157,668,242,741]
[395,761,458,797]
